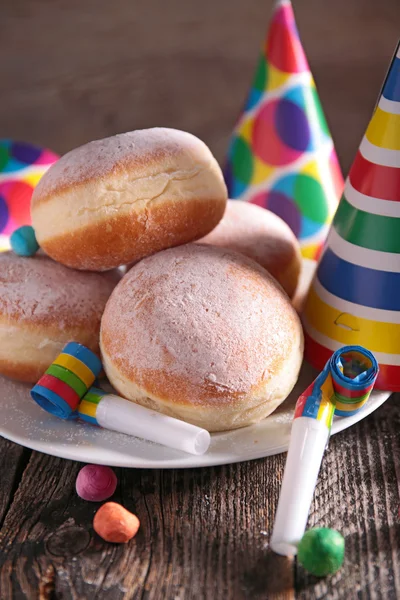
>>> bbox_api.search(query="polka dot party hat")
[224,0,344,259]
[0,140,59,251]
[303,41,400,391]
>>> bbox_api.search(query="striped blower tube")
[295,345,379,425]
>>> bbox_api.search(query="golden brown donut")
[100,244,304,432]
[199,200,301,298]
[0,252,119,383]
[31,128,227,271]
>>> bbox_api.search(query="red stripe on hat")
[304,332,400,392]
[37,374,81,410]
[349,151,400,201]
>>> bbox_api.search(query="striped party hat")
[303,41,400,391]
[224,0,344,259]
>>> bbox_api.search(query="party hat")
[0,140,59,251]
[303,41,400,391]
[224,0,344,259]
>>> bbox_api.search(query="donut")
[199,200,302,298]
[0,252,119,383]
[100,244,303,432]
[31,128,227,271]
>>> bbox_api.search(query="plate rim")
[0,389,391,469]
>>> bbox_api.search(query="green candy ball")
[297,528,345,577]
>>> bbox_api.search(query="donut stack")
[2,127,305,432]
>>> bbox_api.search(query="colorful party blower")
[0,140,58,251]
[31,343,211,456]
[31,342,102,419]
[271,346,378,556]
[302,41,400,391]
[224,0,343,259]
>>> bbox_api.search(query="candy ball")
[297,527,345,577]
[76,465,117,502]
[10,225,39,256]
[93,502,140,543]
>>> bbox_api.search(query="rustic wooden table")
[0,393,399,600]
[1,1,400,598]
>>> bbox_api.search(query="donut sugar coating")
[31,128,227,271]
[100,244,304,432]
[199,200,302,298]
[0,252,119,383]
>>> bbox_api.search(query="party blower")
[31,342,211,456]
[270,345,378,556]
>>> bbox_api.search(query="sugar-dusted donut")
[199,200,302,298]
[31,128,227,271]
[100,244,303,432]
[0,252,119,382]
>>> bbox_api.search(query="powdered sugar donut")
[31,128,227,271]
[0,252,119,382]
[100,244,303,432]
[199,200,301,298]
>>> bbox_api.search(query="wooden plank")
[295,393,400,599]
[0,439,30,528]
[0,446,294,599]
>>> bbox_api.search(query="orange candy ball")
[93,502,140,543]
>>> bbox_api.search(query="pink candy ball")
[76,465,117,502]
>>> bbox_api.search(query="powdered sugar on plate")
[0,361,390,468]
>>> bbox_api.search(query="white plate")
[0,362,391,469]
[0,259,391,468]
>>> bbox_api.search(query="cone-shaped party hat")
[0,140,59,251]
[303,41,400,391]
[224,0,343,259]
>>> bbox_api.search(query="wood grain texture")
[0,0,398,173]
[0,395,399,599]
[1,1,400,597]
[0,441,30,528]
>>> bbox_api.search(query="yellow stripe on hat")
[365,107,400,151]
[53,354,95,388]
[304,285,400,354]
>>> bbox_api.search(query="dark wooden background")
[1,0,399,173]
[1,1,400,598]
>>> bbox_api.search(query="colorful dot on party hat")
[0,140,59,247]
[297,527,345,577]
[265,0,309,73]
